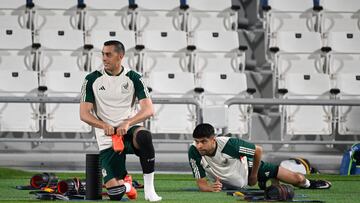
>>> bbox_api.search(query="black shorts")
[257,161,279,182]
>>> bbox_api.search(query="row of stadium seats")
[262,0,360,64]
[0,0,239,32]
[262,0,360,34]
[268,31,360,94]
[0,29,245,74]
[1,66,359,136]
[260,0,360,138]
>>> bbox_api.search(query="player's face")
[102,45,122,72]
[194,136,216,156]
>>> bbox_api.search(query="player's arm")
[248,145,263,186]
[196,177,222,192]
[80,102,115,135]
[124,97,154,125]
[116,98,154,135]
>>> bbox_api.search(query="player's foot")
[308,180,332,189]
[143,173,162,202]
[124,175,137,199]
[145,193,162,202]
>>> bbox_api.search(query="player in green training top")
[188,123,331,192]
[80,40,161,201]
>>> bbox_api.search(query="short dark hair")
[103,40,125,55]
[193,123,215,139]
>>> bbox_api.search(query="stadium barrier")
[0,95,359,145]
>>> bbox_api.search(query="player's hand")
[116,120,130,136]
[212,177,222,192]
[103,123,115,136]
[248,174,258,186]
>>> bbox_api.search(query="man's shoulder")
[125,68,142,78]
[188,144,197,153]
[215,136,231,145]
[85,70,103,82]
[188,144,201,158]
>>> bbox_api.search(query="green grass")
[0,167,360,202]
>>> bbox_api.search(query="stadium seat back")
[0,9,29,29]
[43,70,91,132]
[88,30,136,51]
[0,28,32,50]
[0,50,34,70]
[142,52,189,74]
[38,29,84,50]
[192,31,239,52]
[326,32,360,53]
[147,71,197,134]
[141,30,187,52]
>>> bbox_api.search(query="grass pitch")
[0,168,359,203]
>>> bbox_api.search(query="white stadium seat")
[271,31,324,93]
[187,7,238,31]
[266,0,314,12]
[136,0,183,31]
[335,73,360,135]
[136,10,183,31]
[263,0,316,52]
[0,70,39,132]
[38,50,88,72]
[272,31,322,53]
[320,0,360,33]
[0,0,27,9]
[38,29,84,50]
[186,0,238,31]
[275,53,325,89]
[33,0,80,30]
[84,0,132,31]
[193,52,243,74]
[0,9,30,29]
[191,31,240,52]
[33,8,80,30]
[326,32,360,53]
[328,54,360,76]
[281,73,333,136]
[0,50,34,71]
[187,0,236,31]
[147,71,197,134]
[190,31,245,83]
[142,52,190,75]
[141,30,187,52]
[88,30,136,51]
[0,28,32,50]
[199,72,251,135]
[43,70,91,132]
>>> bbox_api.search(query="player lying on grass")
[188,123,332,192]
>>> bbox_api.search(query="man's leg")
[276,166,308,187]
[100,148,127,200]
[132,127,162,202]
[276,166,331,189]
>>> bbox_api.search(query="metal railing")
[0,95,359,145]
[0,95,201,144]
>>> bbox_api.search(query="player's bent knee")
[107,185,126,201]
[135,130,156,174]
[294,173,305,186]
[135,130,153,147]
